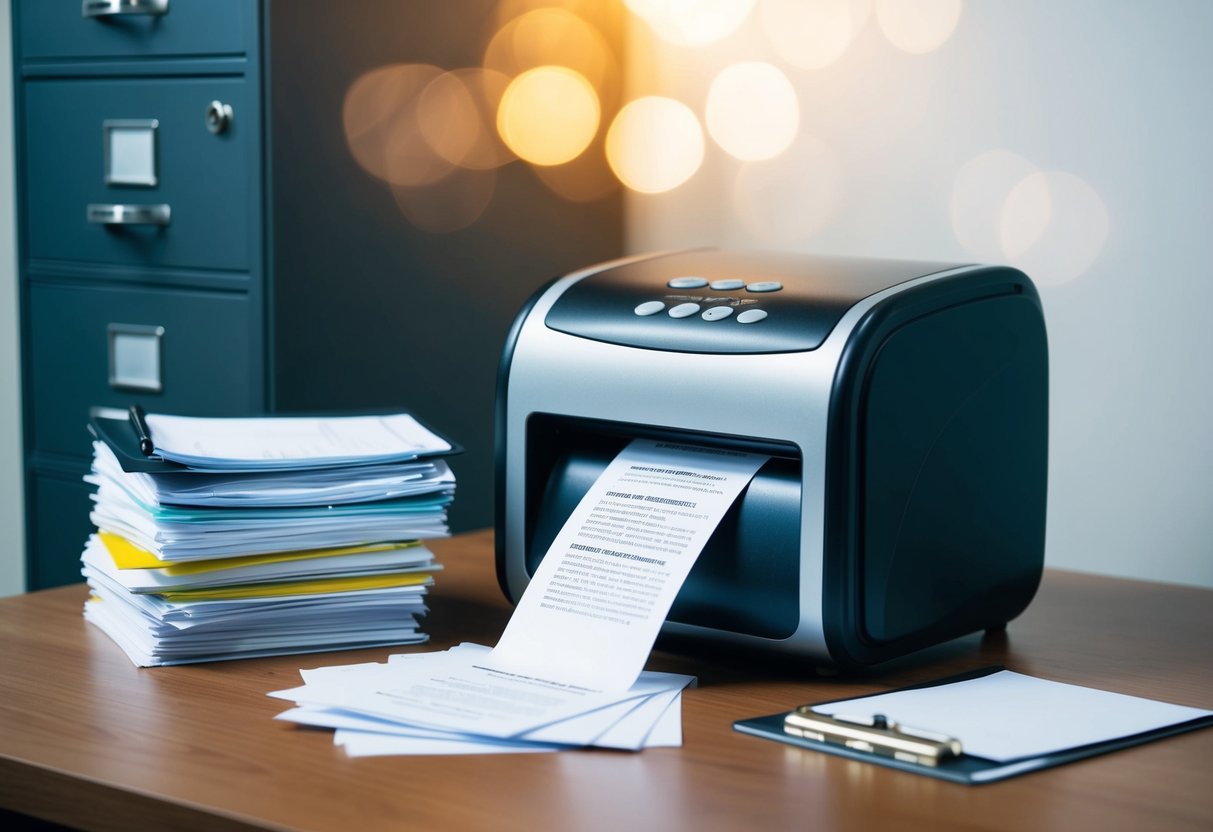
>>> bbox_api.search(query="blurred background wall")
[1,0,1209,593]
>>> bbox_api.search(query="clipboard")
[734,666,1213,784]
[88,408,463,474]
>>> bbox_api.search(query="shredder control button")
[668,302,701,318]
[745,281,783,293]
[701,306,734,321]
[667,276,709,289]
[736,309,768,324]
[709,279,745,291]
[634,301,666,316]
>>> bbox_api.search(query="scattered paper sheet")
[275,646,692,739]
[271,643,692,752]
[276,682,682,757]
[336,731,564,757]
[812,670,1213,762]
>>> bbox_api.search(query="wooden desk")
[1,529,1210,831]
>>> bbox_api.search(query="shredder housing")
[495,250,1048,667]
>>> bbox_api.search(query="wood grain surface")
[1,529,1210,831]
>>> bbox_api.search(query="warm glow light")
[706,62,799,162]
[759,0,869,70]
[417,72,481,168]
[874,0,962,54]
[624,0,755,47]
[484,7,615,90]
[606,97,704,193]
[1000,171,1052,259]
[343,64,453,186]
[847,0,872,31]
[493,0,584,27]
[951,149,1039,261]
[733,133,842,242]
[1003,171,1109,286]
[418,69,514,170]
[392,167,498,234]
[496,66,600,166]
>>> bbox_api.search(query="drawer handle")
[87,203,172,226]
[108,324,165,393]
[82,0,169,17]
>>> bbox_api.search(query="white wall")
[0,0,24,598]
[626,1,1213,587]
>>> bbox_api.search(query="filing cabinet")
[12,0,623,588]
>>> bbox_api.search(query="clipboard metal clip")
[783,708,963,767]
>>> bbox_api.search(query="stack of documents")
[81,412,456,666]
[272,439,769,754]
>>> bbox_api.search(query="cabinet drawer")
[18,0,252,61]
[29,282,261,458]
[25,77,253,272]
[28,469,94,590]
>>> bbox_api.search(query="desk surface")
[1,529,1210,832]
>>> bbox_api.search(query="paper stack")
[81,412,456,666]
[272,439,770,754]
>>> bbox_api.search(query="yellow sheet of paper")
[157,572,433,601]
[99,531,418,575]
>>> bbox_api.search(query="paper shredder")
[495,250,1048,667]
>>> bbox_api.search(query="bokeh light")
[874,0,962,54]
[484,7,615,89]
[624,0,756,47]
[418,68,515,170]
[492,0,606,29]
[759,0,870,71]
[391,166,498,234]
[733,133,842,242]
[342,4,626,233]
[416,72,481,169]
[705,62,799,162]
[1000,171,1052,260]
[496,66,601,166]
[951,149,1039,262]
[343,63,453,186]
[1003,171,1109,287]
[952,151,1109,285]
[606,97,704,193]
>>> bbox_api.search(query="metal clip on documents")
[783,707,963,767]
